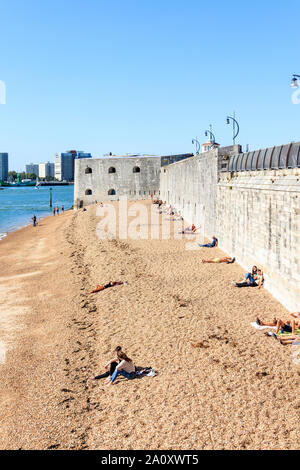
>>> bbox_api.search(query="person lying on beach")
[89,281,127,294]
[106,351,136,386]
[180,224,200,234]
[256,317,300,335]
[199,236,218,248]
[202,257,235,264]
[89,346,122,381]
[232,267,264,288]
[278,335,300,345]
[290,312,300,319]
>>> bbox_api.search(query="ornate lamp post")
[192,138,201,155]
[205,125,216,149]
[291,74,300,88]
[226,113,240,145]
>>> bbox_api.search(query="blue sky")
[1,0,300,171]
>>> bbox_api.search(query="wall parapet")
[225,141,300,173]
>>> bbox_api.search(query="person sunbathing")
[232,267,264,288]
[106,351,136,386]
[202,257,235,264]
[199,236,218,248]
[180,224,200,234]
[290,312,300,319]
[89,281,127,294]
[89,346,122,381]
[279,335,300,345]
[256,317,300,335]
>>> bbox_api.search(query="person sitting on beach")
[232,267,264,288]
[89,346,122,381]
[199,236,218,248]
[202,256,235,264]
[89,281,127,294]
[106,351,136,386]
[256,317,300,335]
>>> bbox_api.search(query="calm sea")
[0,185,74,240]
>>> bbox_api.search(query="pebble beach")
[0,200,299,450]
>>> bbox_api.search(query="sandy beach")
[0,201,299,450]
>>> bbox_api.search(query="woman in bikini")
[256,317,300,335]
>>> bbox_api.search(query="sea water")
[0,185,74,240]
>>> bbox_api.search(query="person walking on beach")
[106,351,136,386]
[62,205,64,213]
[56,206,59,215]
[32,215,37,227]
[53,207,56,216]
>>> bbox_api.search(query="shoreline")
[0,208,74,242]
[0,185,74,242]
[0,201,299,450]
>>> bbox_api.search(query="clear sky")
[1,0,300,171]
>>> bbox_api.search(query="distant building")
[25,163,39,176]
[160,153,194,166]
[0,153,8,182]
[39,161,54,179]
[202,141,220,153]
[55,150,92,181]
[74,153,194,207]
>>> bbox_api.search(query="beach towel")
[278,329,300,337]
[250,322,276,331]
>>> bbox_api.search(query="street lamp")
[205,125,216,149]
[192,138,200,155]
[226,113,240,145]
[291,74,300,88]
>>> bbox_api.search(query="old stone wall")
[218,170,300,311]
[160,150,300,311]
[74,156,161,206]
